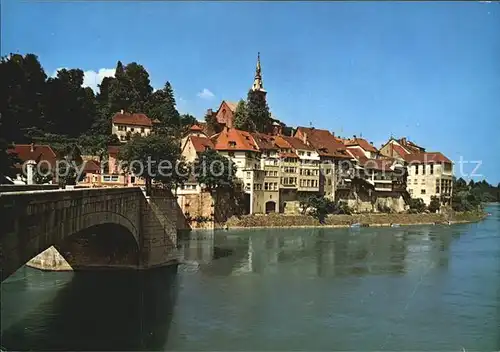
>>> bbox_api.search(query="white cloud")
[51,67,115,92]
[197,88,215,100]
[82,68,115,92]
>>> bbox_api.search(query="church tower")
[251,52,266,95]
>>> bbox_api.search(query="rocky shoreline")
[224,211,487,229]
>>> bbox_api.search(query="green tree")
[204,110,221,135]
[0,53,47,142]
[306,195,336,224]
[246,89,271,133]
[146,81,181,136]
[43,68,97,137]
[233,99,255,132]
[108,61,153,114]
[194,149,236,191]
[181,114,197,127]
[409,198,427,213]
[428,196,441,213]
[90,76,115,136]
[0,114,20,182]
[117,134,183,195]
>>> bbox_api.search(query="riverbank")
[224,210,487,229]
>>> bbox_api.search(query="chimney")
[353,134,357,139]
[302,132,307,144]
[30,143,34,152]
[401,137,407,145]
[207,108,213,115]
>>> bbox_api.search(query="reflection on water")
[1,204,499,351]
[179,226,455,278]
[1,266,178,351]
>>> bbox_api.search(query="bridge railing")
[0,184,60,193]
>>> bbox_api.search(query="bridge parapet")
[1,187,182,281]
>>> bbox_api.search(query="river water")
[1,205,499,351]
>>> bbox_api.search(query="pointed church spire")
[251,52,266,93]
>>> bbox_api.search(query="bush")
[306,195,336,223]
[377,203,392,213]
[336,201,352,215]
[428,196,441,213]
[409,198,427,213]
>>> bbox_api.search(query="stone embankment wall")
[26,246,73,271]
[225,211,486,228]
[345,190,407,213]
[177,189,247,229]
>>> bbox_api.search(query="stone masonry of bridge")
[0,186,186,281]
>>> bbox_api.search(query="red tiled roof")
[224,101,238,112]
[279,135,315,151]
[295,127,350,159]
[251,132,278,151]
[83,160,101,173]
[190,124,203,132]
[190,136,215,153]
[398,138,425,153]
[279,152,299,159]
[345,138,378,153]
[274,135,292,149]
[9,144,58,168]
[112,113,152,127]
[403,152,452,164]
[213,128,259,152]
[346,147,367,161]
[391,143,410,157]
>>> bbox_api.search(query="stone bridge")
[0,185,188,281]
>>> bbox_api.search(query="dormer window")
[229,141,236,147]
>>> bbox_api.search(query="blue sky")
[2,1,499,184]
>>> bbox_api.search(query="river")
[1,204,499,351]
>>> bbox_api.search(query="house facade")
[404,153,453,205]
[380,138,453,205]
[294,127,352,201]
[112,111,153,142]
[212,126,265,214]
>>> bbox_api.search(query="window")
[120,135,125,141]
[415,165,418,175]
[118,125,124,131]
[141,127,145,133]
[246,172,251,178]
[430,164,434,175]
[422,164,426,175]
[228,151,235,157]
[421,189,426,195]
[130,127,135,132]
[414,179,417,184]
[307,152,311,156]
[265,182,269,190]
[299,151,304,156]
[130,176,136,184]
[229,141,236,147]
